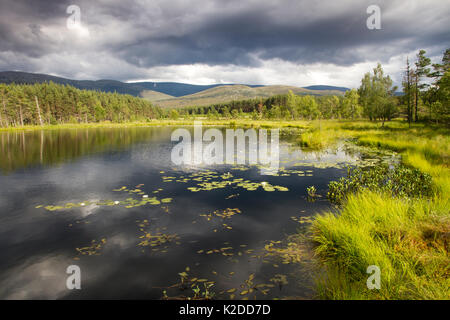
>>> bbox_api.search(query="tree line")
[177,90,363,121]
[0,82,165,127]
[402,48,449,124]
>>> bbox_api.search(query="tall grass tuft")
[307,120,449,300]
[311,191,449,299]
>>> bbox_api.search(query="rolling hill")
[132,81,263,97]
[140,90,175,101]
[144,84,346,108]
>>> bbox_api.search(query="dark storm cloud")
[0,0,448,80]
[113,1,448,67]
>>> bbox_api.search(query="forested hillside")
[0,82,163,126]
[0,71,262,97]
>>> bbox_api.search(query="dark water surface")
[0,127,374,299]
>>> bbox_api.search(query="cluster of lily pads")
[290,216,313,224]
[269,167,315,177]
[187,178,289,192]
[158,168,291,193]
[113,185,173,206]
[36,184,173,211]
[162,169,221,184]
[263,240,303,265]
[75,238,107,257]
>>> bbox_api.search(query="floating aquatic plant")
[270,274,289,290]
[290,216,313,224]
[264,240,302,264]
[76,238,106,256]
[235,273,274,300]
[200,208,241,221]
[38,185,173,212]
[307,185,317,201]
[160,268,216,300]
[138,229,180,250]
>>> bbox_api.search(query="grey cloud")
[0,0,448,81]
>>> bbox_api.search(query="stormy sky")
[0,0,448,88]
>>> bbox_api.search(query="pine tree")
[414,50,431,122]
[403,57,413,126]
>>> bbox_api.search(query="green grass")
[303,120,450,299]
[311,191,449,299]
[0,119,215,132]
[0,119,311,132]
[297,121,345,150]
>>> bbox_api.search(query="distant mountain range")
[0,71,267,96]
[0,71,350,108]
[303,85,350,92]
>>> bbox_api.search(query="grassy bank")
[303,120,449,299]
[0,120,196,132]
[0,119,310,132]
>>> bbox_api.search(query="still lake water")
[0,126,391,299]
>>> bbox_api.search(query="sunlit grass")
[303,120,449,299]
[311,191,449,299]
[0,119,311,132]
